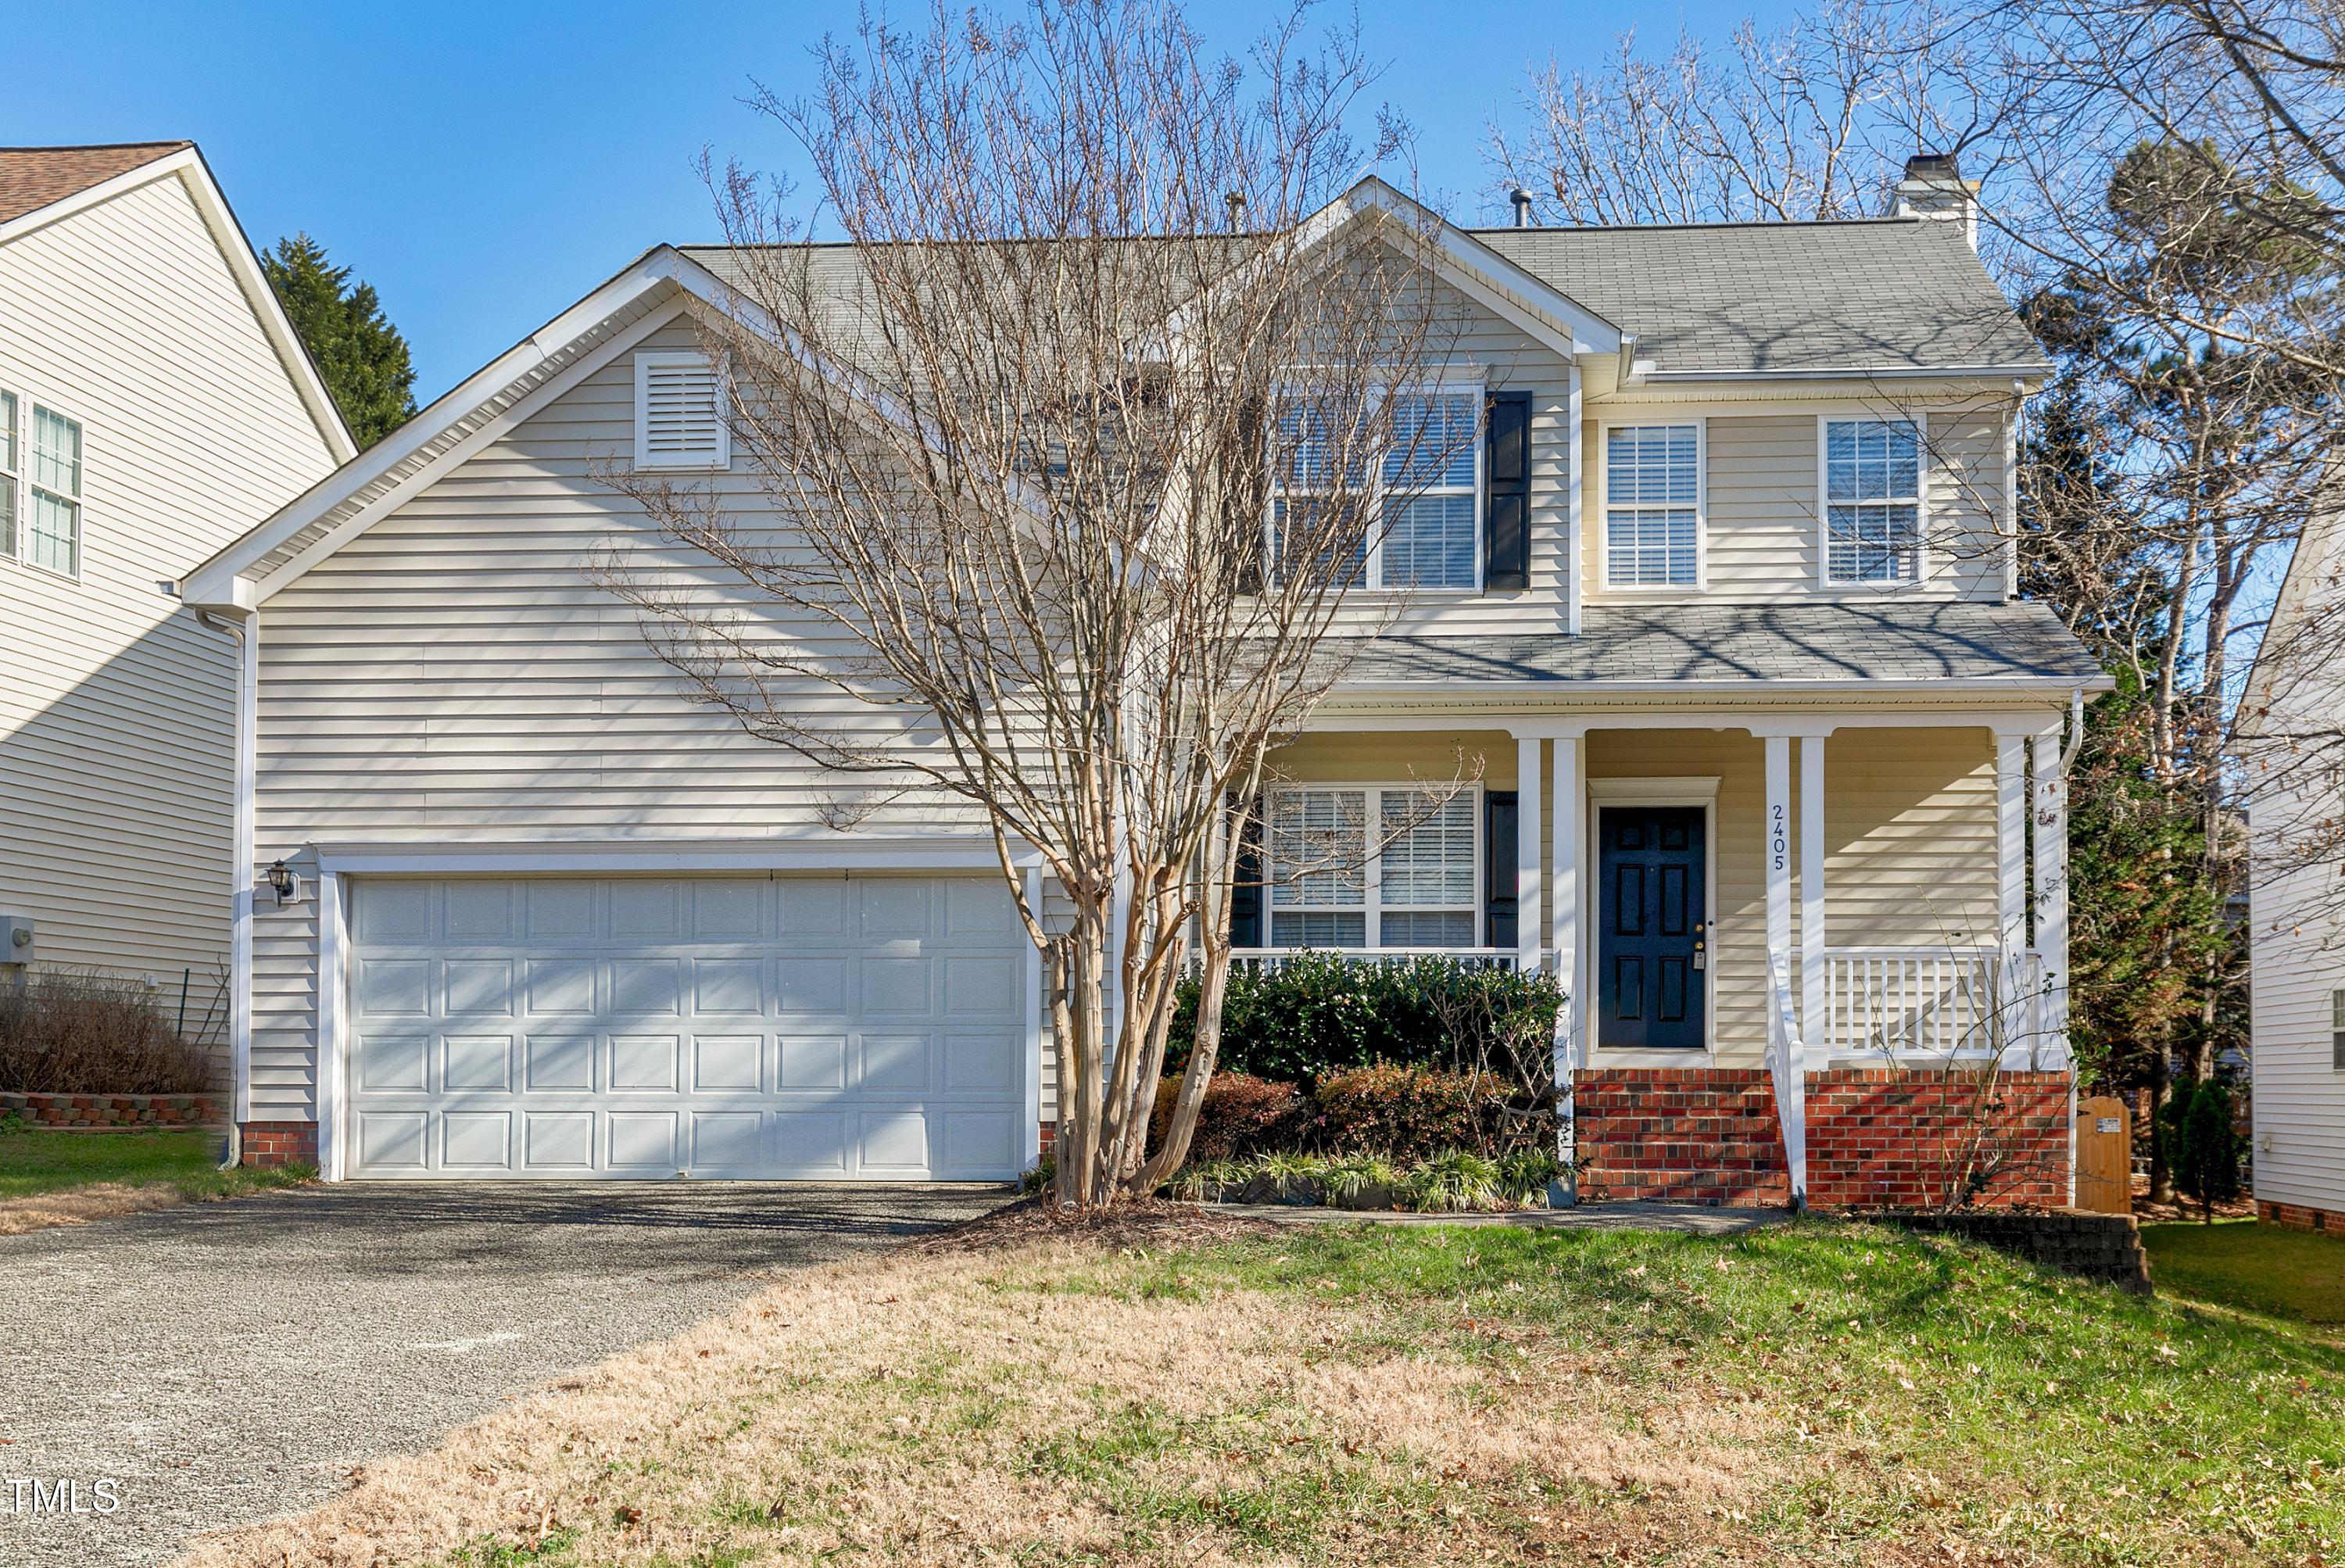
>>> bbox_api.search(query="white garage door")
[343,875,1029,1180]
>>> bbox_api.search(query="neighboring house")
[184,158,2108,1197]
[2241,515,2345,1231]
[0,143,354,1028]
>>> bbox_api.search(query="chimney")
[1509,187,1535,227]
[1891,152,1980,249]
[1225,191,1247,232]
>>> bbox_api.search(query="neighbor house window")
[1603,424,1700,587]
[1271,390,1480,591]
[2332,989,2344,1070]
[0,392,16,560]
[27,405,81,577]
[1824,417,1923,584]
[1267,786,1479,949]
[634,352,729,470]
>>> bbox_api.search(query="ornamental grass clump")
[1400,1150,1507,1213]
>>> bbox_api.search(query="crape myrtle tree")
[600,0,1479,1205]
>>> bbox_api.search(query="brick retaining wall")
[1575,1067,2071,1209]
[238,1121,319,1169]
[2258,1198,2345,1233]
[1880,1209,2153,1293]
[1,1091,221,1129]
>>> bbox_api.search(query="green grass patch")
[1086,1218,2345,1564]
[2144,1218,2345,1326]
[0,1124,310,1201]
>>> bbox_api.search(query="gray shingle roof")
[1333,601,2105,687]
[1469,219,2044,375]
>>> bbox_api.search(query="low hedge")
[1144,1072,1307,1161]
[1164,953,1563,1090]
[1164,1147,1566,1212]
[1149,1062,1546,1164]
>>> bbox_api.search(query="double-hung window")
[1823,417,1923,584]
[27,405,81,577]
[1603,424,1700,587]
[1270,390,1480,590]
[1267,786,1479,949]
[0,392,16,560]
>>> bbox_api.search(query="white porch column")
[1996,732,2028,1060]
[1764,734,1806,1205]
[1516,734,1544,975]
[2032,728,2071,1069]
[1566,364,1584,635]
[1550,731,1582,1200]
[1799,733,1826,1058]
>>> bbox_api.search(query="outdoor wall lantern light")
[267,861,303,906]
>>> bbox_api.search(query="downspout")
[2060,686,2085,1204]
[194,606,256,1172]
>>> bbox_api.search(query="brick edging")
[1,1091,221,1130]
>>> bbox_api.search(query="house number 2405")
[1770,803,1788,872]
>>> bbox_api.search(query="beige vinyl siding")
[1580,404,2009,605]
[0,170,341,987]
[249,889,321,1119]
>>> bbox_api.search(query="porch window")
[1266,786,1479,948]
[1824,418,1922,583]
[1270,391,1480,591]
[1603,424,1699,587]
[0,391,16,560]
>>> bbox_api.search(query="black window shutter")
[1228,797,1266,947]
[1484,391,1531,590]
[1484,790,1519,950]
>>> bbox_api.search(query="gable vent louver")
[635,351,730,470]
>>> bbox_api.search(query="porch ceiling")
[1324,601,2109,692]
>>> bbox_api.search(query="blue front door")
[1598,805,1706,1050]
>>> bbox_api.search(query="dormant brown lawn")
[177,1206,2345,1567]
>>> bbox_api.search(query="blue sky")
[11,0,1767,402]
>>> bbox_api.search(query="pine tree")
[263,234,418,449]
[2157,1077,2243,1223]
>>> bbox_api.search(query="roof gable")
[0,141,355,461]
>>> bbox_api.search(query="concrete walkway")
[0,1183,1014,1566]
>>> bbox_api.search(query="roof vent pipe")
[1509,187,1534,227]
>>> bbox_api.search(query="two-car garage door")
[343,875,1030,1180]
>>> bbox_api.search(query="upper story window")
[1271,390,1480,591]
[1266,785,1479,950]
[26,403,81,578]
[0,392,16,560]
[1603,424,1701,588]
[634,351,730,471]
[1823,418,1922,585]
[2332,988,2344,1071]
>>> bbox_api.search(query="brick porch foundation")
[2257,1199,2345,1233]
[1574,1068,2071,1209]
[238,1121,319,1169]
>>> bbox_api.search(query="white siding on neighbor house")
[1579,403,2009,606]
[2248,711,2345,1213]
[0,170,342,990]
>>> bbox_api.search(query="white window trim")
[1266,382,1488,595]
[21,399,84,582]
[1263,781,1485,949]
[0,388,17,564]
[1816,411,1931,590]
[1595,417,1706,592]
[1583,776,1721,1062]
[633,349,732,472]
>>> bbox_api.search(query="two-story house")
[181,162,2108,1197]
[0,143,353,1027]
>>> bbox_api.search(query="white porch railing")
[1210,946,1535,974]
[1819,947,2047,1060]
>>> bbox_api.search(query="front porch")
[1251,707,2076,1207]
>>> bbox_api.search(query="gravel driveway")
[0,1182,1015,1566]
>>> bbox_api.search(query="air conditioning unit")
[0,914,34,965]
